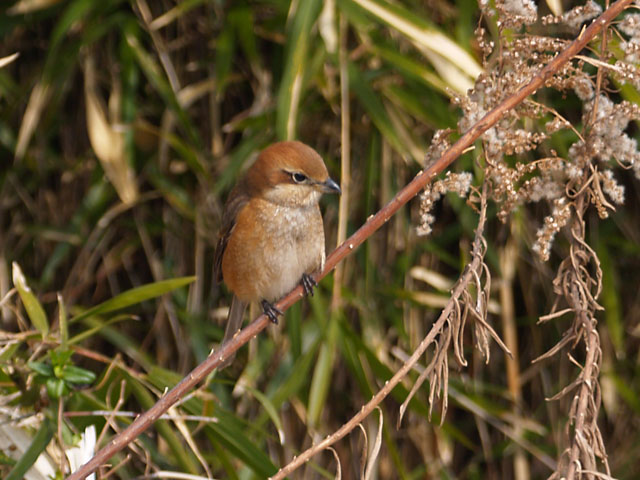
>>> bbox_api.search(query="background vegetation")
[1,0,639,479]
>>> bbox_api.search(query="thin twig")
[271,186,489,479]
[64,411,219,423]
[331,12,351,313]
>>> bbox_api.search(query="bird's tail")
[219,295,248,369]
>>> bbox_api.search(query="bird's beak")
[320,177,341,195]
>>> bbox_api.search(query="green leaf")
[61,365,97,384]
[57,293,68,348]
[27,361,53,377]
[79,315,153,371]
[69,276,196,323]
[0,342,20,363]
[205,415,277,477]
[242,385,285,444]
[0,450,16,467]
[5,418,55,480]
[50,0,95,50]
[373,44,449,93]
[307,315,339,428]
[12,262,49,337]
[50,348,73,367]
[214,14,235,98]
[212,133,270,195]
[232,7,260,69]
[125,31,206,170]
[46,377,68,399]
[343,0,481,88]
[348,62,406,159]
[275,0,322,139]
[126,371,201,474]
[266,339,320,410]
[147,165,195,220]
[68,313,134,345]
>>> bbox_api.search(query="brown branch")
[554,197,607,479]
[271,178,489,479]
[66,1,631,478]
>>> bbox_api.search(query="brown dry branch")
[272,186,498,479]
[467,1,638,475]
[66,1,632,478]
[533,8,621,479]
[400,186,512,425]
[537,190,608,480]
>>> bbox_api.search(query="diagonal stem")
[271,193,488,479]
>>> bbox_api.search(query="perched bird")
[214,141,341,366]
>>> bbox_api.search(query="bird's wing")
[213,183,250,283]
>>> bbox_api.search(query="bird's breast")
[221,199,325,302]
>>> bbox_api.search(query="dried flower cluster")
[413,1,640,479]
[531,197,571,261]
[480,0,537,29]
[540,0,602,30]
[431,0,640,260]
[416,171,472,236]
[619,13,640,62]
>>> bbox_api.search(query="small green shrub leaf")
[61,365,97,385]
[27,361,53,377]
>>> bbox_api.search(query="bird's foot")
[301,273,317,297]
[261,300,283,324]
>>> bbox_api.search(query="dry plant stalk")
[535,195,608,479]
[401,186,511,426]
[272,187,508,479]
[418,0,639,478]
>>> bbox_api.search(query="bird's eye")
[292,172,307,183]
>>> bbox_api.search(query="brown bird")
[214,141,341,367]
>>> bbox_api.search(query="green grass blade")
[242,385,285,445]
[124,31,206,166]
[344,0,481,82]
[12,262,48,337]
[205,416,277,477]
[348,62,406,159]
[307,315,339,428]
[5,418,55,480]
[275,0,323,140]
[70,276,195,323]
[126,372,201,474]
[58,293,68,348]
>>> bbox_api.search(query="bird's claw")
[301,273,317,297]
[261,300,283,324]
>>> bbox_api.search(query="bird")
[213,141,341,367]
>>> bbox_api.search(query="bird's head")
[246,141,341,207]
